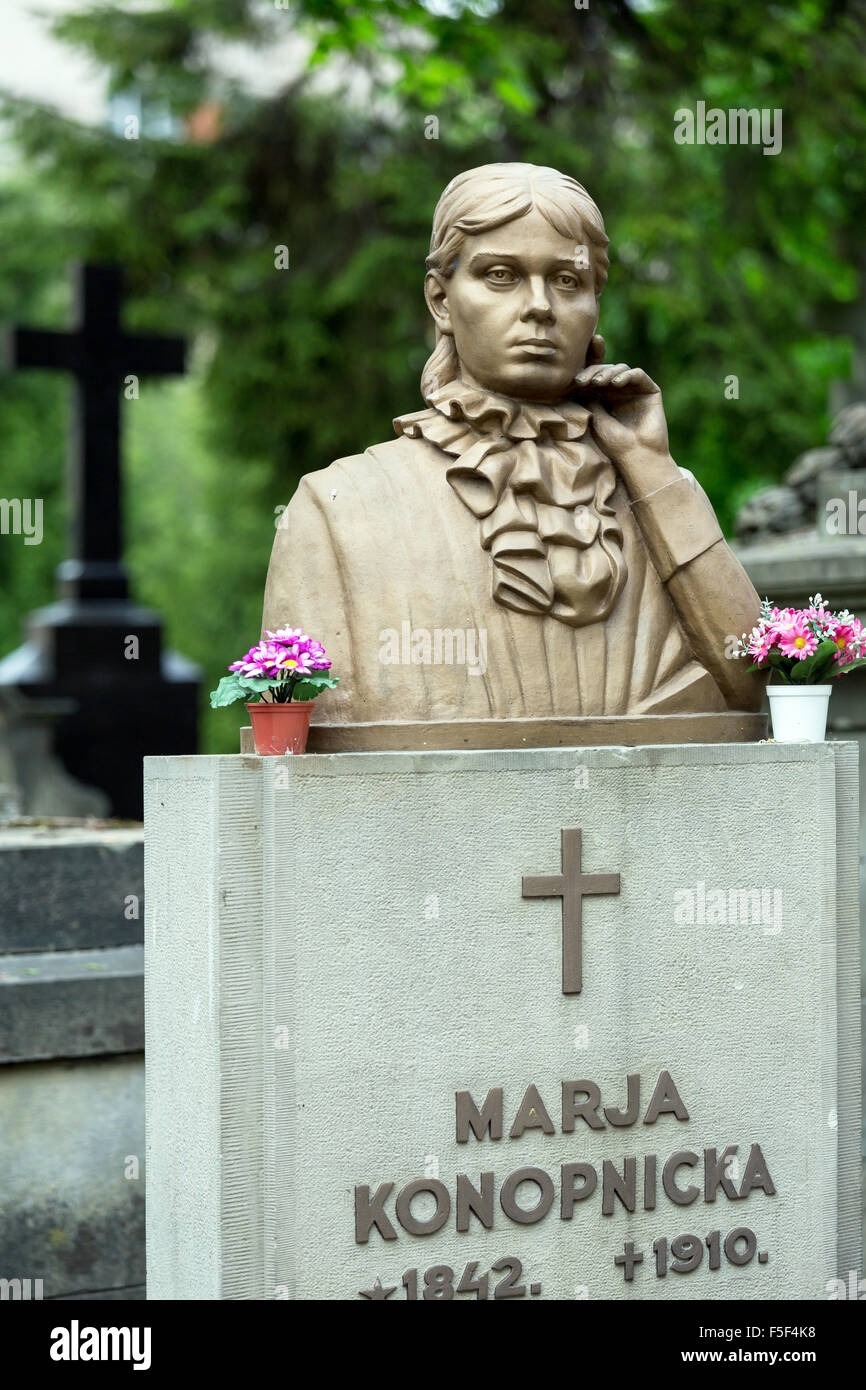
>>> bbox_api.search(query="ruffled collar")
[392,377,626,629]
[395,378,591,445]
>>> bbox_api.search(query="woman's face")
[426,206,600,403]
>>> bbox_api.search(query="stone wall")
[0,827,145,1300]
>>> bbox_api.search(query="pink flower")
[834,619,863,664]
[306,641,332,670]
[229,639,302,680]
[276,643,314,675]
[268,628,332,669]
[777,618,817,660]
[215,625,338,710]
[226,627,333,685]
[747,628,778,662]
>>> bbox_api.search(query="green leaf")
[291,674,340,700]
[239,676,278,692]
[210,673,297,706]
[790,638,841,682]
[789,656,815,681]
[834,657,866,676]
[209,674,246,708]
[769,662,792,684]
[806,638,840,683]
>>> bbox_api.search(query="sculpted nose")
[520,275,555,323]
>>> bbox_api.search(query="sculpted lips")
[514,338,558,356]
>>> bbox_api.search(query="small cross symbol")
[614,1241,644,1283]
[522,828,620,995]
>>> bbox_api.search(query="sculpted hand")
[574,363,671,467]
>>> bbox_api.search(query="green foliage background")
[1,0,864,751]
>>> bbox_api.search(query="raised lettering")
[704,1146,740,1202]
[456,1172,494,1232]
[395,1178,451,1236]
[601,1157,637,1214]
[604,1073,640,1126]
[561,1162,597,1218]
[562,1079,605,1131]
[662,1151,700,1205]
[456,1087,503,1143]
[354,1182,397,1243]
[644,1070,689,1124]
[738,1144,776,1198]
[510,1083,555,1139]
[500,1167,555,1225]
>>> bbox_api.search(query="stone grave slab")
[144,743,860,1300]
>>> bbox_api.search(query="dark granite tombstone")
[0,264,201,820]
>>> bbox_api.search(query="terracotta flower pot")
[246,700,315,755]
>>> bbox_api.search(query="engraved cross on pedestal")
[522,828,620,995]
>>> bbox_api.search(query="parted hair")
[422,162,609,400]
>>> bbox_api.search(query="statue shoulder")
[291,436,424,503]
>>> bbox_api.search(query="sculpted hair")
[422,162,610,400]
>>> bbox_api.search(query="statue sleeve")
[262,472,355,720]
[629,470,766,712]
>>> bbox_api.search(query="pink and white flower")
[777,618,817,660]
[732,596,866,683]
[833,618,863,665]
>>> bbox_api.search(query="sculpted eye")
[554,273,579,290]
[485,265,518,285]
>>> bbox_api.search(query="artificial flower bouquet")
[734,595,865,743]
[734,595,866,684]
[210,628,339,707]
[210,627,339,754]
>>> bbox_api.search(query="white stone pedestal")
[144,743,861,1300]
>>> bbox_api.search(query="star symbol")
[359,1276,396,1300]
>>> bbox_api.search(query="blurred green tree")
[1,0,864,750]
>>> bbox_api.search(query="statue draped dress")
[262,379,763,728]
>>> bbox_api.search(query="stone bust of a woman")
[263,162,764,733]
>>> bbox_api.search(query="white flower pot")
[767,684,832,742]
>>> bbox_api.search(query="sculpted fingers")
[576,364,661,395]
[576,362,629,388]
[611,367,659,393]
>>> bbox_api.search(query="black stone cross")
[7,262,186,600]
[0,261,199,819]
[522,828,621,995]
